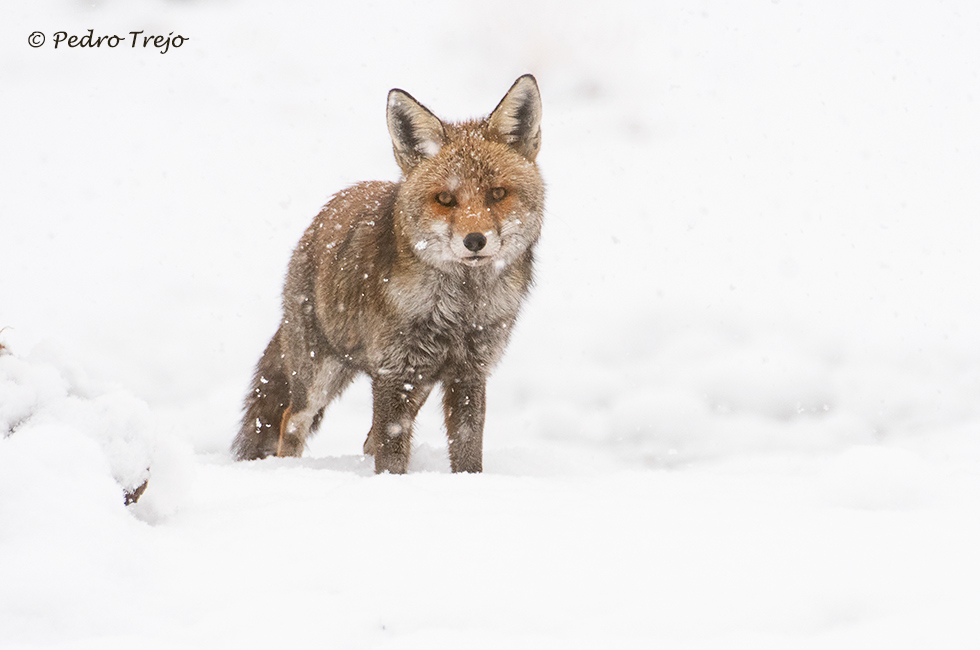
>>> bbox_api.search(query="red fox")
[232,75,544,473]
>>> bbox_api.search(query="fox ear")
[487,74,542,162]
[387,89,446,174]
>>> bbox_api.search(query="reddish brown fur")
[233,76,544,473]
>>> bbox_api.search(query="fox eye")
[435,191,456,207]
[489,187,507,202]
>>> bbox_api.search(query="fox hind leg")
[277,356,356,457]
[234,328,354,460]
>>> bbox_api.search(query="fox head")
[387,75,545,272]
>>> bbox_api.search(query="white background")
[2,1,980,647]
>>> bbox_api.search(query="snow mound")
[0,338,154,503]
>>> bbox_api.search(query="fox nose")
[463,232,487,253]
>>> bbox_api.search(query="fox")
[232,75,545,473]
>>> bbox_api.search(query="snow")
[3,0,980,647]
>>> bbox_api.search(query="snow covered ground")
[3,0,980,647]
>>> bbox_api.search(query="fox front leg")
[366,376,434,474]
[443,376,486,473]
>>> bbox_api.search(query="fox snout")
[454,229,499,266]
[450,208,502,263]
